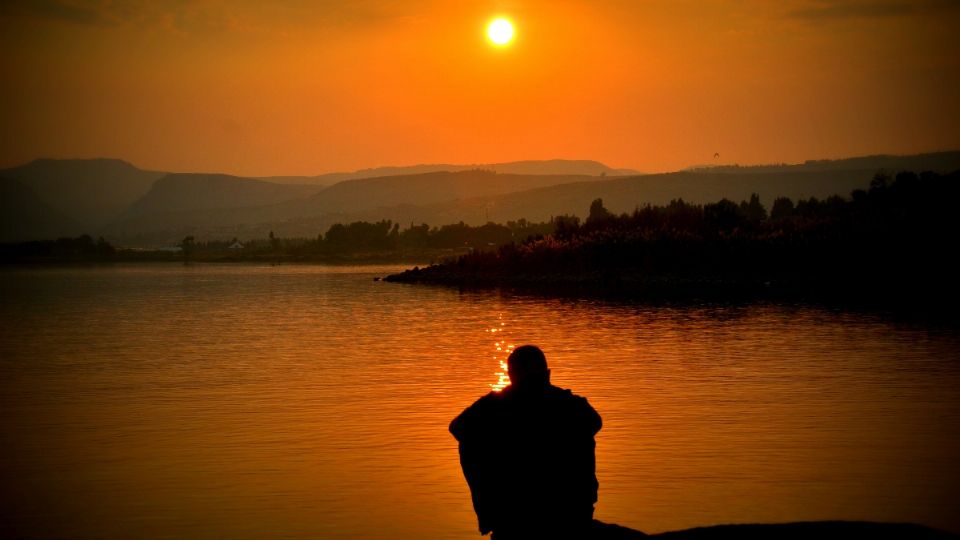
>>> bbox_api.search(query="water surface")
[1,264,958,538]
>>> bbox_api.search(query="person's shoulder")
[544,385,583,403]
[451,391,503,438]
[467,391,504,411]
[551,385,599,409]
[481,390,501,400]
[548,384,584,400]
[549,385,602,431]
[475,390,502,404]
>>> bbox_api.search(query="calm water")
[1,264,959,539]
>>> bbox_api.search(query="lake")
[1,264,958,538]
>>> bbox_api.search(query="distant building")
[228,241,245,250]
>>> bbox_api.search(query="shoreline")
[382,266,960,321]
[0,251,443,266]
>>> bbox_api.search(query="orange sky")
[1,0,958,176]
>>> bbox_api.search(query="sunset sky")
[1,0,958,176]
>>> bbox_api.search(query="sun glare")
[486,17,515,46]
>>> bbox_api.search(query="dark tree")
[180,235,196,262]
[269,230,281,252]
[739,193,767,222]
[770,197,795,220]
[703,199,743,232]
[586,198,613,225]
[96,236,115,256]
[553,215,581,240]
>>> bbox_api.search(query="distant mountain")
[259,159,637,185]
[5,152,957,245]
[287,169,599,215]
[125,173,323,215]
[2,157,630,244]
[252,175,337,186]
[0,158,166,234]
[102,173,326,242]
[0,178,79,242]
[228,152,960,241]
[398,169,883,226]
[687,151,960,175]
[96,168,879,244]
[103,170,599,243]
[249,169,887,238]
[484,159,637,176]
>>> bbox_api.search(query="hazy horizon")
[5,149,960,180]
[3,156,638,178]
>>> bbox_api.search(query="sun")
[486,17,515,46]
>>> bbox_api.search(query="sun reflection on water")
[487,315,514,392]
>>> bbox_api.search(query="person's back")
[450,345,602,539]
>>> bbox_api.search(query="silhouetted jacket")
[450,383,602,536]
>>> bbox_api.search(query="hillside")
[102,170,601,243]
[284,167,905,233]
[415,169,881,225]
[288,169,599,215]
[4,152,958,245]
[380,152,960,226]
[101,173,326,243]
[690,151,960,174]
[0,179,78,242]
[0,159,166,233]
[96,169,891,244]
[101,152,960,245]
[386,170,960,308]
[124,173,324,215]
[259,159,637,185]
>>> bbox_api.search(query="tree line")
[0,234,116,261]
[5,170,956,286]
[178,218,559,260]
[391,170,960,303]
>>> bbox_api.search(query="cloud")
[789,0,960,20]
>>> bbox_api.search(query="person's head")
[507,345,550,388]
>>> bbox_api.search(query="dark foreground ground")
[594,520,957,539]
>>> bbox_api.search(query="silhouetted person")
[450,345,602,539]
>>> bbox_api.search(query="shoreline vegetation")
[384,170,960,309]
[0,212,558,266]
[5,169,959,310]
[0,241,457,266]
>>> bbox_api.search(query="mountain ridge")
[259,159,638,185]
[0,158,165,233]
[4,152,959,245]
[0,178,79,242]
